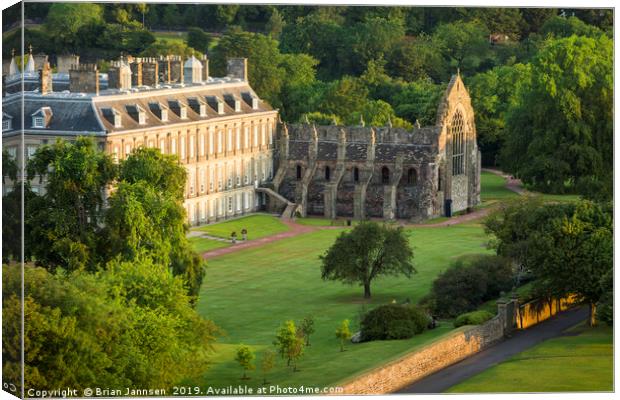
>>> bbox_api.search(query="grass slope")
[447,323,613,393]
[192,223,492,390]
[195,214,289,240]
[189,236,230,253]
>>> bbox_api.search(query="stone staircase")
[255,187,298,220]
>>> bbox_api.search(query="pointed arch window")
[325,166,331,181]
[353,167,359,183]
[451,111,465,176]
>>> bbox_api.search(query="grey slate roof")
[2,94,105,135]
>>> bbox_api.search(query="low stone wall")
[339,315,505,394]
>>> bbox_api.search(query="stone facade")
[273,74,481,220]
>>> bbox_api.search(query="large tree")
[45,3,104,52]
[320,221,415,298]
[485,198,613,326]
[500,34,612,199]
[26,137,117,271]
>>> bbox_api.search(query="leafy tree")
[26,137,117,271]
[273,320,303,370]
[211,28,285,107]
[432,20,491,75]
[2,260,218,392]
[466,63,531,166]
[187,27,211,54]
[299,316,315,346]
[319,76,369,122]
[320,221,415,298]
[500,35,612,199]
[540,16,604,39]
[520,8,558,35]
[45,3,104,51]
[346,17,405,75]
[300,112,341,126]
[469,8,525,39]
[140,39,202,58]
[485,199,612,326]
[391,79,445,128]
[387,36,447,82]
[265,8,285,38]
[106,147,205,298]
[161,4,181,29]
[335,319,352,352]
[352,100,412,129]
[278,53,320,121]
[260,349,275,384]
[235,345,255,379]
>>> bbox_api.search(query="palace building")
[2,50,480,224]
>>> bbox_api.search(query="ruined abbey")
[271,74,481,221]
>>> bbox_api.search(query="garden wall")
[338,315,505,394]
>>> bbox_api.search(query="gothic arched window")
[325,166,331,181]
[353,167,360,183]
[451,111,465,176]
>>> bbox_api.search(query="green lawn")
[152,31,187,44]
[189,236,230,253]
[191,222,492,390]
[480,171,520,202]
[194,214,289,240]
[447,323,613,392]
[295,217,359,227]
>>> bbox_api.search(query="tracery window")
[451,111,465,176]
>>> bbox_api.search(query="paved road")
[396,307,589,394]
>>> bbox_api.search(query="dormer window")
[149,102,169,122]
[168,100,188,119]
[224,94,241,112]
[102,107,122,128]
[126,105,146,125]
[2,113,13,131]
[188,97,207,117]
[206,96,225,115]
[31,107,53,129]
[242,92,259,110]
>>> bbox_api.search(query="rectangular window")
[261,124,266,146]
[189,136,195,158]
[33,117,44,128]
[244,126,250,149]
[209,129,214,154]
[125,144,131,156]
[180,137,186,159]
[200,134,205,156]
[171,138,177,154]
[228,197,233,212]
[217,130,223,153]
[268,122,273,145]
[227,128,233,152]
[235,127,241,150]
[253,126,258,147]
[160,139,165,154]
[2,119,11,131]
[26,145,38,160]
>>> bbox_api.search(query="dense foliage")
[320,221,415,298]
[485,199,613,326]
[2,261,218,390]
[453,310,495,327]
[360,304,428,341]
[424,255,514,317]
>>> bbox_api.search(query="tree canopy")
[320,221,415,298]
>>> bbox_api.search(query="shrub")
[361,304,428,341]
[428,255,514,318]
[454,310,495,327]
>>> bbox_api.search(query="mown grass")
[447,323,613,392]
[191,222,492,390]
[194,214,289,240]
[189,236,230,253]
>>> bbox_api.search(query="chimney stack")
[69,63,99,95]
[142,57,159,87]
[108,61,132,90]
[33,54,48,72]
[39,61,53,95]
[170,55,183,83]
[130,58,143,87]
[227,58,247,81]
[158,56,171,84]
[201,54,209,81]
[57,54,80,74]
